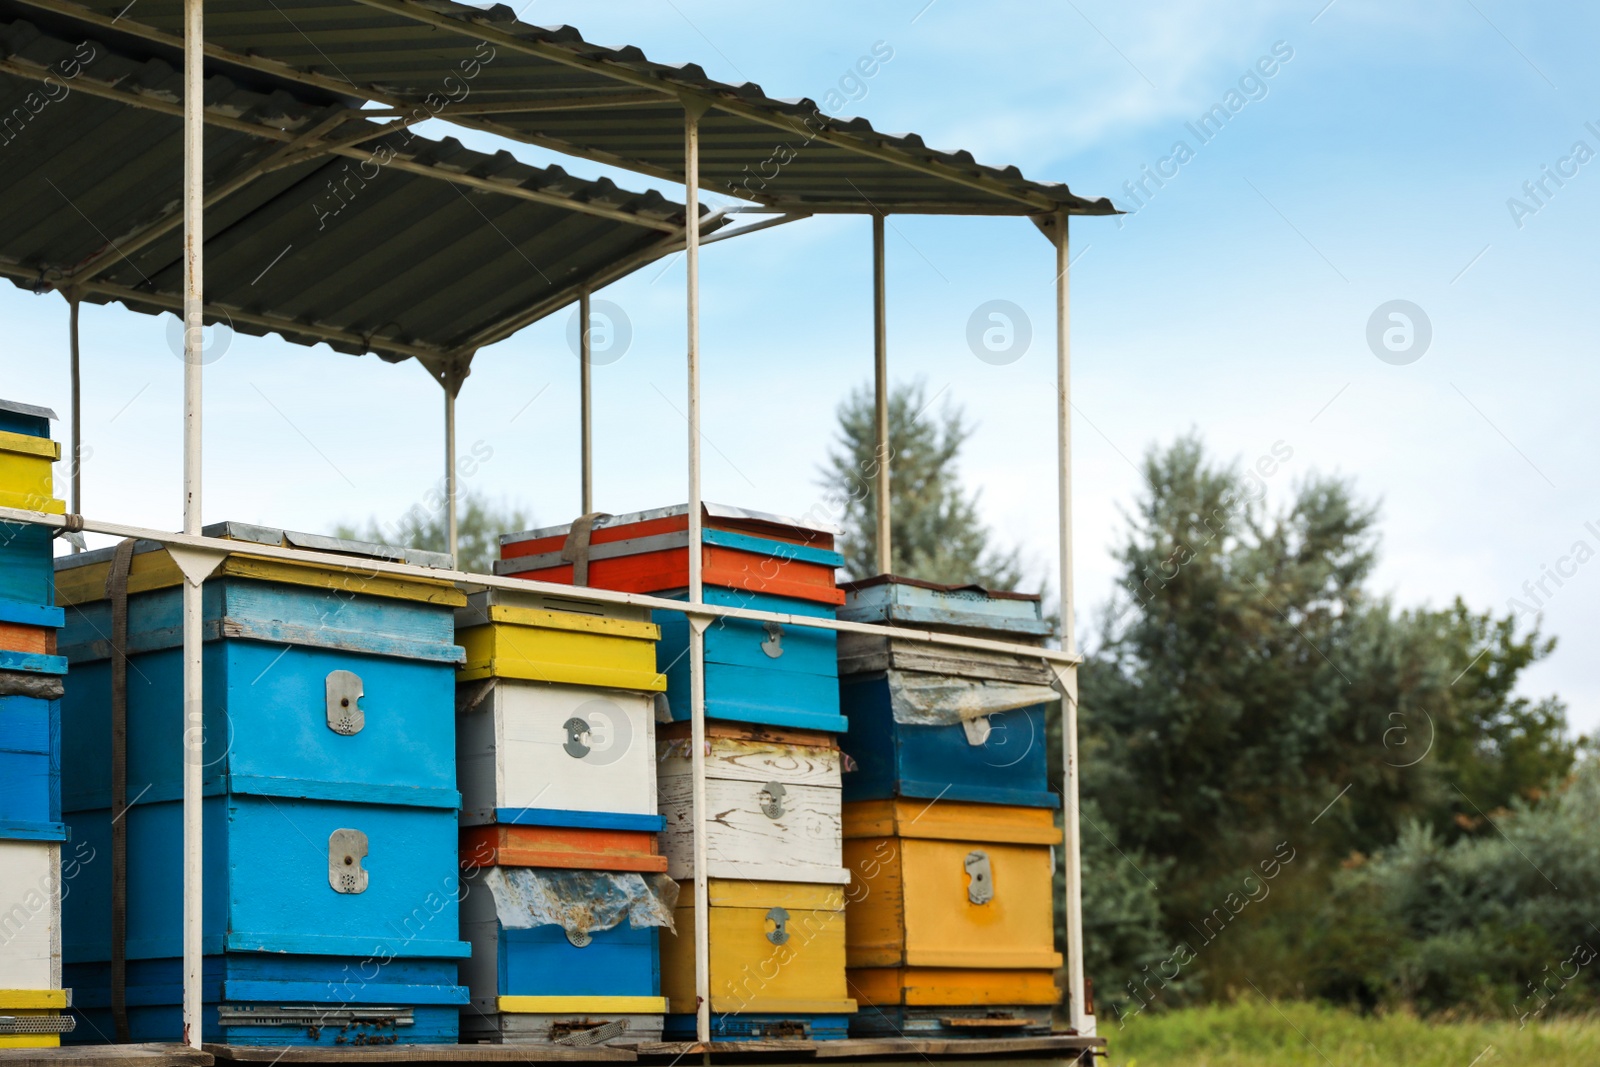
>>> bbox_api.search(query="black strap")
[559,512,610,586]
[104,538,135,1044]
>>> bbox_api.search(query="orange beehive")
[460,824,667,874]
[497,504,844,606]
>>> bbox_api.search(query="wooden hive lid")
[841,798,1062,844]
[54,521,464,608]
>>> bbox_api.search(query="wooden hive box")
[54,524,469,1043]
[459,867,670,1046]
[0,398,62,517]
[0,839,63,1004]
[461,824,666,874]
[657,721,847,885]
[497,503,844,605]
[456,588,666,838]
[0,692,64,841]
[499,504,846,732]
[837,576,1059,809]
[654,587,844,732]
[837,575,1054,639]
[66,956,466,1045]
[842,798,1063,974]
[660,878,855,1041]
[0,400,62,612]
[0,989,73,1048]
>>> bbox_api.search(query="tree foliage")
[1076,434,1575,1015]
[821,380,1024,586]
[335,490,531,575]
[1302,761,1600,1017]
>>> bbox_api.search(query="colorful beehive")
[498,504,846,733]
[459,867,674,1045]
[455,586,672,1045]
[657,721,847,885]
[0,398,73,1047]
[55,524,470,1045]
[838,576,1060,808]
[661,879,855,1041]
[456,587,665,835]
[842,799,1062,1037]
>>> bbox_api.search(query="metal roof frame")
[6,0,1119,217]
[0,14,732,365]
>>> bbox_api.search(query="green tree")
[821,380,1024,587]
[1079,434,1574,1004]
[1304,759,1600,1016]
[336,490,531,574]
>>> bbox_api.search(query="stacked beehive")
[454,586,675,1045]
[835,576,1065,1038]
[0,399,74,1047]
[56,524,471,1046]
[498,503,858,1042]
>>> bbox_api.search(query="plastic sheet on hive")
[885,668,1059,726]
[0,670,63,700]
[482,866,678,936]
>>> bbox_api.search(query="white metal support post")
[1053,211,1090,1036]
[68,295,82,535]
[682,99,713,1048]
[443,363,462,566]
[180,0,205,1047]
[872,214,891,574]
[579,290,594,514]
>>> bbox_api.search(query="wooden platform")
[207,1047,633,1063]
[0,1036,1104,1067]
[0,1044,211,1067]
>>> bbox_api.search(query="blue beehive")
[55,524,470,1045]
[655,587,846,732]
[836,576,1061,809]
[459,866,673,1045]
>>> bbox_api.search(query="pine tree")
[820,379,1025,588]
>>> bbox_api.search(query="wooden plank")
[841,799,1061,845]
[657,732,841,786]
[809,1035,1104,1056]
[658,720,839,749]
[55,553,464,608]
[460,682,658,818]
[0,429,61,460]
[0,1044,213,1066]
[658,776,847,885]
[206,1044,636,1062]
[0,841,60,989]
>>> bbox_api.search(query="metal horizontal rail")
[0,505,1082,665]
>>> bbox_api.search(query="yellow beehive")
[660,879,856,1017]
[0,990,72,1048]
[842,798,1063,972]
[455,589,664,690]
[0,429,63,513]
[848,967,1060,1008]
[53,546,465,608]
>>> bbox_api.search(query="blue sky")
[7,1,1599,731]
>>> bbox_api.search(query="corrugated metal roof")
[0,14,717,363]
[8,0,1116,217]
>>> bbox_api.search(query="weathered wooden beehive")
[500,504,857,1041]
[836,576,1064,1037]
[454,586,672,1045]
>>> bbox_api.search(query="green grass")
[1106,1000,1600,1067]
